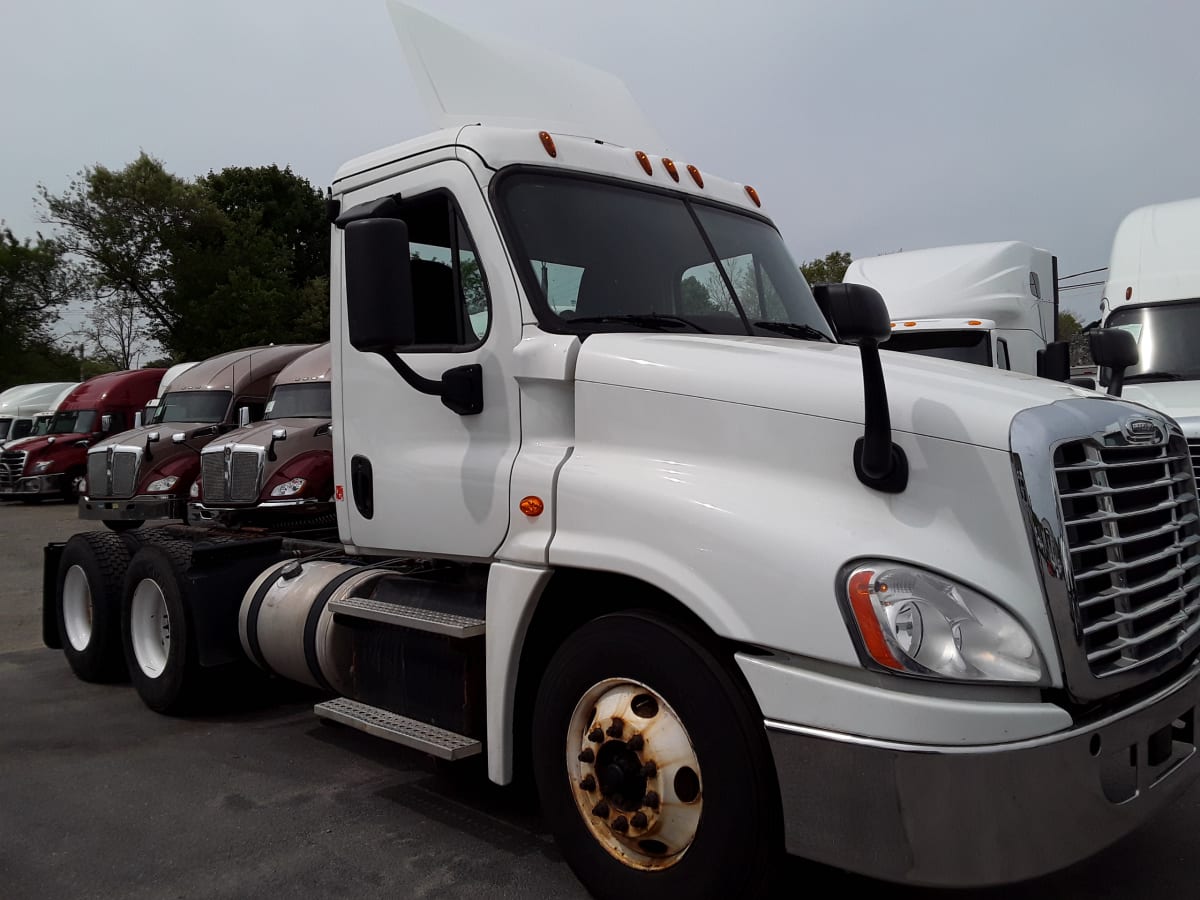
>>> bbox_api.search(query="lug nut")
[592,800,610,818]
[579,774,596,792]
[611,815,629,833]
[628,734,644,751]
[643,791,660,809]
[588,727,604,743]
[639,761,657,777]
[578,748,595,764]
[606,718,624,738]
[630,811,648,829]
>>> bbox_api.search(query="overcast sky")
[2,0,1197,326]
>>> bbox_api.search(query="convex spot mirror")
[100,414,113,433]
[238,406,251,428]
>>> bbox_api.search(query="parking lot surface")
[3,500,1200,898]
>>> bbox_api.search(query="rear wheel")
[104,520,144,532]
[532,612,781,900]
[55,531,133,682]
[121,542,202,714]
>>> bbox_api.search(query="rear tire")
[55,531,134,682]
[121,542,203,714]
[531,612,781,900]
[104,520,144,532]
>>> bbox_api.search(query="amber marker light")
[1126,286,1133,300]
[744,185,761,207]
[687,164,703,187]
[661,157,680,182]
[968,320,982,326]
[538,131,557,158]
[847,570,903,671]
[904,321,917,327]
[635,150,653,175]
[519,496,545,517]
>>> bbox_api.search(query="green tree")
[800,250,853,285]
[1058,310,1093,367]
[0,225,83,389]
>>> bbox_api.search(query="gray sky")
[2,0,1197,327]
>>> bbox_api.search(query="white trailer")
[39,5,1200,897]
[1099,196,1200,460]
[843,241,1061,376]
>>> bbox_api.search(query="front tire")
[55,531,133,682]
[532,612,781,900]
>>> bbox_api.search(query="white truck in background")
[843,241,1069,378]
[37,4,1200,897]
[1097,197,1200,464]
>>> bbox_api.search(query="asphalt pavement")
[2,500,1199,898]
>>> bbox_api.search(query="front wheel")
[62,469,86,503]
[532,612,781,900]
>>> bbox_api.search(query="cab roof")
[274,343,331,386]
[61,369,166,409]
[169,345,315,395]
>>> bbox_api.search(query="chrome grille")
[86,453,107,496]
[109,450,138,498]
[1189,439,1200,473]
[1054,434,1200,678]
[201,452,227,502]
[0,450,27,490]
[229,450,261,501]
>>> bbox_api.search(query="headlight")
[270,477,307,497]
[189,480,200,499]
[146,475,179,493]
[33,461,53,474]
[842,562,1044,683]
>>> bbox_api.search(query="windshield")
[497,173,833,340]
[0,418,10,440]
[49,409,97,434]
[266,383,332,420]
[1106,300,1200,381]
[882,330,993,366]
[153,390,232,424]
[32,415,52,436]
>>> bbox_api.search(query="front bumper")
[79,494,185,521]
[767,659,1200,887]
[0,474,64,498]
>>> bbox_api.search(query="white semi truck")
[1097,196,1200,465]
[843,241,1067,377]
[40,5,1200,897]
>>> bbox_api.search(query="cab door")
[334,159,521,558]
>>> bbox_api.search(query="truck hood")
[1120,381,1200,424]
[210,417,332,452]
[574,334,1109,451]
[91,422,221,453]
[3,433,88,456]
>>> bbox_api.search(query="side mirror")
[267,427,287,462]
[814,283,907,493]
[171,432,187,445]
[1036,341,1071,381]
[100,414,113,433]
[344,217,415,352]
[238,406,251,428]
[147,432,160,443]
[1089,328,1139,397]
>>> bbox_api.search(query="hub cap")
[566,678,703,870]
[62,565,93,652]
[129,579,171,679]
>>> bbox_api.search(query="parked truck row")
[18,4,1200,897]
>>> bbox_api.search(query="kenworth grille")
[87,448,139,498]
[201,446,263,503]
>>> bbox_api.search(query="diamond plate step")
[314,697,481,760]
[328,596,485,637]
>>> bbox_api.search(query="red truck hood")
[6,433,89,458]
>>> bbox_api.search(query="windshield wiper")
[1125,370,1183,382]
[752,320,833,342]
[567,314,711,333]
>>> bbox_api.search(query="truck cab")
[1098,197,1200,463]
[137,361,199,429]
[79,345,313,529]
[843,242,1060,375]
[0,370,164,502]
[190,343,334,527]
[0,382,78,443]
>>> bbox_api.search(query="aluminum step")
[314,697,481,760]
[328,596,485,637]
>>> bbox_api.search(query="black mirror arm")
[379,352,483,416]
[1108,366,1126,398]
[854,339,909,493]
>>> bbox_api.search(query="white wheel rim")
[62,565,93,652]
[566,678,703,871]
[130,578,171,679]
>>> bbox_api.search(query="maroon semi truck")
[79,345,313,529]
[0,369,166,503]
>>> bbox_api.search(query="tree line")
[2,153,329,390]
